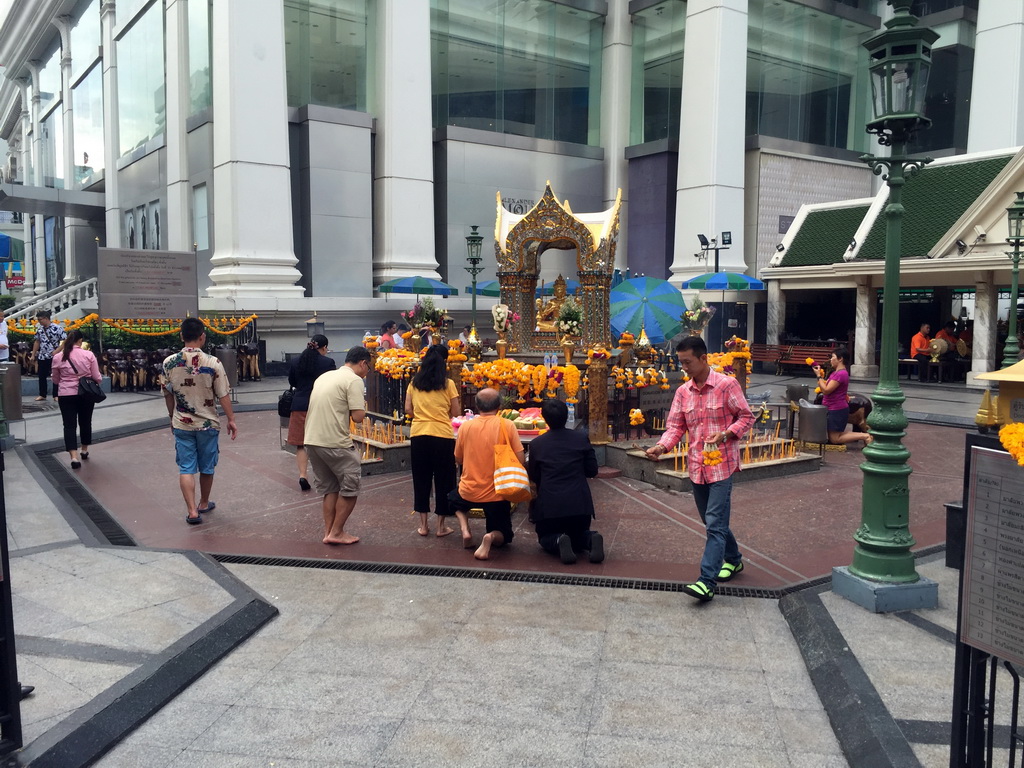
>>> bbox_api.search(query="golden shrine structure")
[494,182,621,353]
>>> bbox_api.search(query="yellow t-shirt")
[409,379,460,439]
[303,366,365,449]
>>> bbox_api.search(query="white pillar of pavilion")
[100,0,122,248]
[850,278,878,379]
[164,0,191,252]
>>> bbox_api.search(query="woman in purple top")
[811,347,872,446]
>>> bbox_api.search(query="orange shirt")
[454,414,524,503]
[936,329,958,347]
[910,331,931,356]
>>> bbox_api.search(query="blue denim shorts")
[173,428,220,475]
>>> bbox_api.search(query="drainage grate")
[211,552,838,599]
[38,451,137,547]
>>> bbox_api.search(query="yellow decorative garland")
[999,422,1024,466]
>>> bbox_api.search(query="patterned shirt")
[34,323,67,361]
[161,346,229,431]
[656,370,754,484]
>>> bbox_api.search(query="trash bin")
[213,346,239,389]
[798,402,828,446]
[1,362,22,422]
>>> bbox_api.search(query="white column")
[207,0,303,297]
[967,2,1024,152]
[17,82,34,299]
[101,0,122,248]
[669,0,748,286]
[601,0,630,271]
[968,273,997,388]
[165,0,191,251]
[766,280,784,346]
[54,16,85,283]
[850,278,878,379]
[371,0,439,283]
[26,62,46,295]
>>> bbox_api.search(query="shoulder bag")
[278,388,294,418]
[68,355,106,404]
[493,418,531,503]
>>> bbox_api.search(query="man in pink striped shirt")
[645,335,754,601]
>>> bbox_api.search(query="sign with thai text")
[962,446,1024,666]
[97,248,198,319]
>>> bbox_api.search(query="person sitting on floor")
[527,398,604,564]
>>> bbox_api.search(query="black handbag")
[68,356,106,404]
[278,388,293,418]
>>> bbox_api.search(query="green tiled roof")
[779,205,870,267]
[857,154,1013,261]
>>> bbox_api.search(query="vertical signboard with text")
[97,248,199,319]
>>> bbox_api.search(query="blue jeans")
[692,476,741,589]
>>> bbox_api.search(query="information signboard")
[961,446,1024,666]
[97,248,198,319]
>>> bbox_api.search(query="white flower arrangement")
[557,297,583,337]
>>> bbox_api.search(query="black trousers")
[914,354,931,382]
[536,515,594,556]
[410,435,456,517]
[58,394,95,453]
[37,358,55,398]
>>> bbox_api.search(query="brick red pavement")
[65,411,961,590]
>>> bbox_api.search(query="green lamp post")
[1000,192,1024,370]
[853,0,938,584]
[464,225,485,330]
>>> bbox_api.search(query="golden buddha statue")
[536,275,569,332]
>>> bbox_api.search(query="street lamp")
[1000,192,1024,370]
[852,0,938,587]
[306,311,324,338]
[464,225,485,330]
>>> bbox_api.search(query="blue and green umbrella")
[464,280,502,297]
[378,276,459,296]
[609,276,686,344]
[680,272,765,290]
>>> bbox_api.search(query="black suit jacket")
[527,428,599,520]
[288,353,337,412]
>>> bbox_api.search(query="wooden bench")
[749,344,786,374]
[777,344,836,375]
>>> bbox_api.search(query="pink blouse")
[50,347,103,398]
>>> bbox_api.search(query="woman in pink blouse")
[50,329,102,469]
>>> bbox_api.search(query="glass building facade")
[72,65,104,186]
[630,0,685,146]
[116,5,166,156]
[188,0,212,115]
[284,0,371,111]
[430,0,603,146]
[746,0,871,151]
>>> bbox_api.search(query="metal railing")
[5,278,98,322]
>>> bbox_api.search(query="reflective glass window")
[40,108,64,189]
[116,6,166,156]
[72,64,104,186]
[630,0,685,145]
[192,183,209,251]
[285,0,370,111]
[71,0,101,83]
[746,0,872,151]
[431,0,603,146]
[38,45,62,115]
[188,0,212,114]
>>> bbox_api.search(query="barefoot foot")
[437,526,454,537]
[474,532,495,560]
[417,526,429,536]
[462,532,475,549]
[323,534,360,545]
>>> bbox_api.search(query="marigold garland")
[629,408,645,426]
[999,422,1024,466]
[7,313,257,337]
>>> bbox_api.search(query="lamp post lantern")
[1000,192,1024,370]
[464,225,485,331]
[853,0,937,587]
[305,311,325,338]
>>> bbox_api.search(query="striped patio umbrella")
[609,276,686,344]
[378,276,459,296]
[464,280,502,297]
[680,272,765,290]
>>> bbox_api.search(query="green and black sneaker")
[717,561,744,582]
[682,581,714,602]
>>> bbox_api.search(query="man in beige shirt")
[304,346,371,544]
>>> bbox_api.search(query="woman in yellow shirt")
[404,344,461,537]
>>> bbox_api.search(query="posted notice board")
[97,248,198,319]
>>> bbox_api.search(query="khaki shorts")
[307,445,361,497]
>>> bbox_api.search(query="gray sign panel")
[962,446,1024,667]
[98,248,198,319]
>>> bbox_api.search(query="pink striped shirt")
[656,370,754,484]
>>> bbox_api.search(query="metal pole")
[1001,245,1021,370]
[855,137,930,583]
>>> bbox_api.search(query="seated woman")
[811,347,872,447]
[527,398,604,564]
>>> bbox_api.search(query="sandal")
[186,513,203,525]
